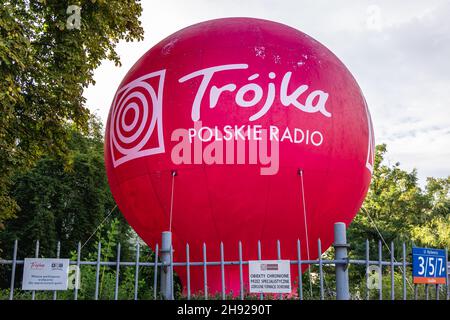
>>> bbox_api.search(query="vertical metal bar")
[74,242,81,300]
[294,240,302,300]
[9,240,18,300]
[170,244,174,300]
[365,239,369,300]
[134,242,140,300]
[239,241,244,300]
[53,241,61,300]
[160,232,172,300]
[425,284,429,300]
[94,242,101,300]
[31,240,39,300]
[276,240,283,300]
[153,244,159,300]
[436,285,440,301]
[220,242,225,299]
[203,243,208,300]
[114,243,121,300]
[446,248,449,300]
[318,239,324,300]
[258,241,263,300]
[414,284,418,300]
[297,239,303,301]
[390,242,395,300]
[402,243,407,300]
[378,240,382,300]
[186,243,191,300]
[334,223,350,300]
[277,240,282,300]
[277,240,281,259]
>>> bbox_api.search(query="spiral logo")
[109,70,166,167]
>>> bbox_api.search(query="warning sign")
[248,260,291,293]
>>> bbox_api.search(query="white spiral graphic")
[109,70,166,167]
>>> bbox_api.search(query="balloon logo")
[105,17,374,294]
[110,71,165,167]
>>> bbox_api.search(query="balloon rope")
[299,169,313,297]
[81,205,118,250]
[169,171,176,232]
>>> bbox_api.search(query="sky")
[84,0,450,186]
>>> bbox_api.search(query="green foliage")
[0,0,144,227]
[348,144,449,255]
[411,177,450,248]
[64,218,156,300]
[346,144,450,299]
[0,117,132,260]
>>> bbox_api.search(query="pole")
[334,222,350,300]
[160,231,173,300]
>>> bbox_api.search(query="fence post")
[160,231,173,300]
[334,222,350,300]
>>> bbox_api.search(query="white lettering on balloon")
[178,64,331,121]
[109,65,336,169]
[363,96,375,174]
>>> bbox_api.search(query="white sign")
[22,258,69,291]
[248,260,291,294]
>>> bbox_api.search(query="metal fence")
[1,223,449,300]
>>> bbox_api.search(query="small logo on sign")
[30,262,45,270]
[51,263,64,271]
[261,263,279,271]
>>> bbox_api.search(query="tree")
[347,144,450,299]
[347,144,431,257]
[348,144,450,254]
[0,116,132,261]
[411,177,450,248]
[0,0,144,227]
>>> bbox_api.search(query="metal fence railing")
[1,223,449,300]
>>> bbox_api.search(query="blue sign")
[412,247,447,284]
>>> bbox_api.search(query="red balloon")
[104,17,374,295]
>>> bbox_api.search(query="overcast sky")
[84,0,450,186]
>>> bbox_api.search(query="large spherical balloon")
[105,17,374,294]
